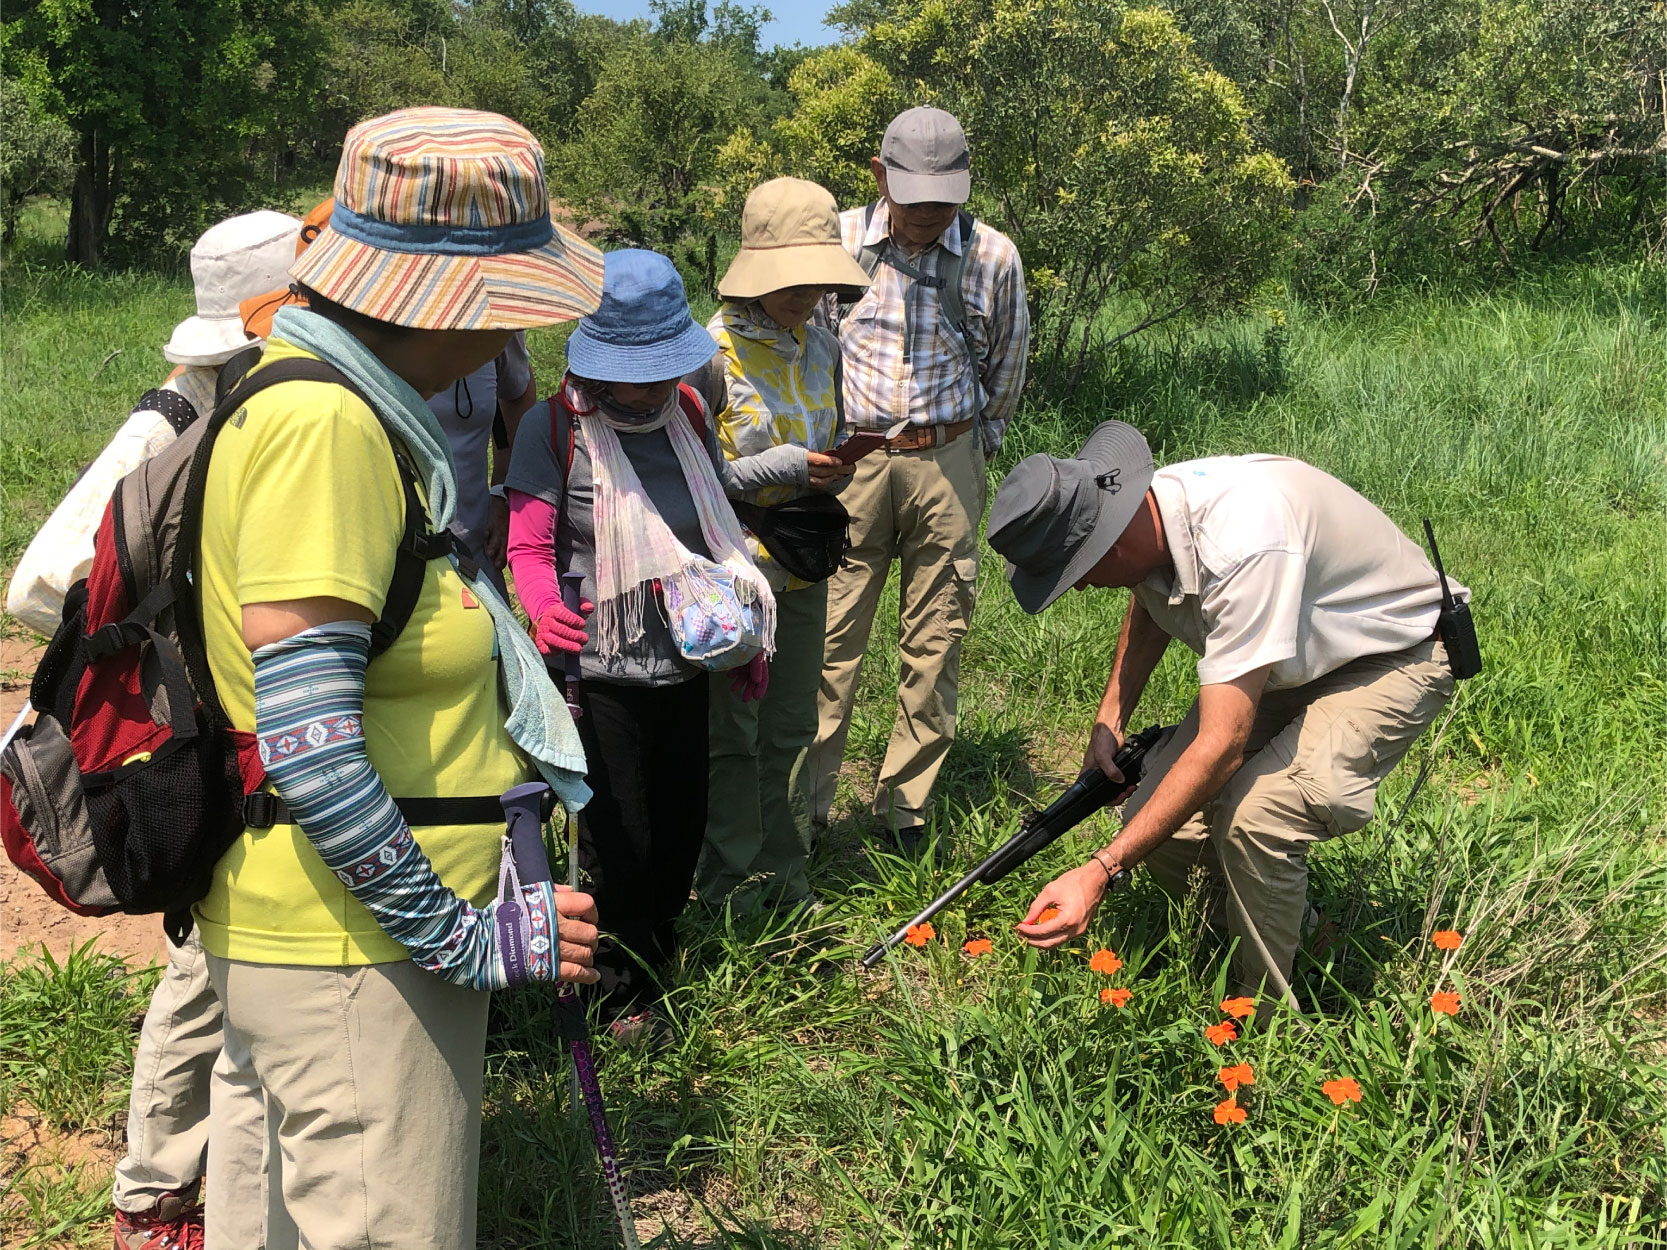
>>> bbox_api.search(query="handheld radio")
[1422,518,1482,680]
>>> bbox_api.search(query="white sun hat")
[162,210,303,365]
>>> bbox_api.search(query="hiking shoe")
[885,825,927,857]
[113,1188,205,1250]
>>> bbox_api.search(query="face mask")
[593,385,677,433]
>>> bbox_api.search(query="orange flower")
[904,923,936,947]
[1430,990,1461,1015]
[1205,1021,1238,1046]
[1037,906,1060,924]
[962,938,993,957]
[1212,1097,1247,1125]
[1322,1077,1363,1105]
[1219,996,1257,1020]
[1088,948,1123,975]
[1433,929,1463,951]
[1217,1062,1254,1093]
[1100,987,1132,1008]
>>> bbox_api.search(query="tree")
[2,0,327,266]
[0,75,75,244]
[554,16,781,294]
[791,0,1295,392]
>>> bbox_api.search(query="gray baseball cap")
[987,421,1156,613]
[880,106,971,205]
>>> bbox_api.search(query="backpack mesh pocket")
[81,719,246,914]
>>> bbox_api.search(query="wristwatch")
[1091,847,1130,891]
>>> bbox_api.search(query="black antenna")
[1422,517,1456,610]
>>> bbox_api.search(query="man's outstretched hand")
[1014,863,1109,948]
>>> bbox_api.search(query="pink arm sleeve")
[506,489,561,622]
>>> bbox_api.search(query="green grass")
[2,224,1663,1246]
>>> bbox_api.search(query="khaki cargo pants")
[810,432,986,831]
[204,955,489,1249]
[113,931,267,1220]
[1128,637,1454,1012]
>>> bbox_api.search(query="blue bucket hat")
[564,249,719,383]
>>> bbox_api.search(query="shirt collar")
[1146,470,1200,605]
[864,199,965,256]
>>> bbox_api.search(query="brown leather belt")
[885,418,976,454]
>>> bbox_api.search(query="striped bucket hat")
[290,107,604,330]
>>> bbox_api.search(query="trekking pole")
[500,783,641,1250]
[0,700,32,754]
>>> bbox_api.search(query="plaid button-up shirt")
[833,201,1029,452]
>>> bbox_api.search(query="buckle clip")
[1095,469,1122,494]
[243,791,282,829]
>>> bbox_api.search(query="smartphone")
[830,419,913,465]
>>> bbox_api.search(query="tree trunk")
[66,126,113,267]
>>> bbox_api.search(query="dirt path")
[1,634,168,968]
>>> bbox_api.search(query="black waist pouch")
[731,494,851,584]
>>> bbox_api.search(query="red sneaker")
[113,1187,204,1250]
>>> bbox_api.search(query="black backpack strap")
[134,387,201,437]
[214,344,264,407]
[244,791,506,829]
[174,358,450,721]
[371,440,455,658]
[549,393,577,483]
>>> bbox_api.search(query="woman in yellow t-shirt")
[193,108,603,1246]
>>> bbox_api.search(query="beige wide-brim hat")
[717,177,871,301]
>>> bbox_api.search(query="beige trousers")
[810,433,987,830]
[114,931,265,1219]
[203,955,489,1250]
[1130,638,1454,1012]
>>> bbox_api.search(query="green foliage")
[552,14,783,296]
[0,941,158,1132]
[788,0,1295,393]
[1,0,328,265]
[4,246,1662,1245]
[1162,0,1667,295]
[0,75,74,243]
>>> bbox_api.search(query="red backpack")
[0,358,450,940]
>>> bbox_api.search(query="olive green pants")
[1130,637,1454,1014]
[700,580,828,906]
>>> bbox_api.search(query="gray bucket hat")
[987,421,1156,614]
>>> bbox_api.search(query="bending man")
[991,422,1470,1013]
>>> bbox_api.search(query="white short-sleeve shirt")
[1133,455,1467,691]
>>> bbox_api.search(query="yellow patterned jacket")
[704,302,846,591]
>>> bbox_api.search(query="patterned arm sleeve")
[254,621,556,989]
[976,241,1031,454]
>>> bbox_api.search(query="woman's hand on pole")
[534,598,592,655]
[552,885,601,985]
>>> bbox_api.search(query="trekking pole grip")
[500,782,555,887]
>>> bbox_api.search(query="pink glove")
[533,599,592,656]
[730,651,770,703]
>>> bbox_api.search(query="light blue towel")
[269,306,590,811]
